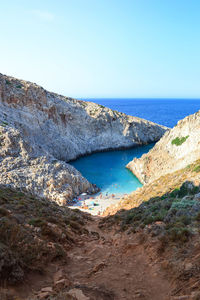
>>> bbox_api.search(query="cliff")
[0,125,97,205]
[127,110,200,184]
[0,73,167,202]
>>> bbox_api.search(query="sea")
[71,99,200,195]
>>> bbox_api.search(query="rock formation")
[127,110,200,184]
[0,125,97,205]
[0,73,167,202]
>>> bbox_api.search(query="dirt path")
[13,216,171,300]
[64,217,171,300]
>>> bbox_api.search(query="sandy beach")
[69,192,125,216]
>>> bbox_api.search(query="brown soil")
[11,216,171,300]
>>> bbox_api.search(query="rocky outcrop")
[0,73,167,202]
[0,126,97,204]
[127,110,200,184]
[0,73,167,161]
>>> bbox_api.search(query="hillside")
[0,186,171,300]
[1,73,200,300]
[0,73,167,203]
[127,110,200,184]
[1,172,200,300]
[101,161,200,300]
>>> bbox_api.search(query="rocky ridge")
[0,73,167,202]
[127,110,200,184]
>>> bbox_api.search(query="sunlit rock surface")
[0,73,167,203]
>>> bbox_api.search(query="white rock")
[0,73,167,203]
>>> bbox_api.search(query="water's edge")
[70,143,155,196]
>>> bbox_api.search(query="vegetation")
[171,135,189,146]
[101,177,200,248]
[98,104,105,109]
[5,80,11,85]
[1,121,8,127]
[89,108,99,116]
[81,101,87,107]
[0,187,91,284]
[193,165,200,172]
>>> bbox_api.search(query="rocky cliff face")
[0,125,97,205]
[127,110,200,184]
[0,73,167,203]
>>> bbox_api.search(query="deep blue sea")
[85,98,200,128]
[71,99,200,195]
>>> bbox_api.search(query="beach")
[69,192,124,216]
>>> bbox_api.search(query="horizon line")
[78,97,200,100]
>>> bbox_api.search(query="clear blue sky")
[1,0,200,98]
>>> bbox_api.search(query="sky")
[0,0,200,98]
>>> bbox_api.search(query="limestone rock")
[41,287,53,293]
[67,288,90,300]
[0,125,97,204]
[54,278,71,291]
[0,73,167,203]
[53,269,65,284]
[127,110,200,184]
[37,291,51,299]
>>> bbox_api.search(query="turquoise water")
[70,144,154,195]
[71,98,200,196]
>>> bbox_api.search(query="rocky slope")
[0,125,97,205]
[2,179,200,300]
[127,110,200,184]
[104,158,200,215]
[0,186,172,300]
[0,73,167,202]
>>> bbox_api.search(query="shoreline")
[69,192,126,216]
[67,141,158,163]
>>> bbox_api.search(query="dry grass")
[104,159,200,215]
[0,187,91,284]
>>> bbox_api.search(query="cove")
[70,143,154,196]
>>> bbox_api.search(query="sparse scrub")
[1,121,8,127]
[5,79,11,85]
[98,104,105,109]
[193,165,200,172]
[102,179,200,247]
[0,187,89,284]
[171,135,189,146]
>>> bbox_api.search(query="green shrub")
[171,135,189,146]
[143,216,154,225]
[170,188,180,197]
[178,184,189,197]
[98,104,105,108]
[193,165,200,172]
[28,218,46,227]
[171,199,197,210]
[1,121,8,127]
[5,79,11,85]
[177,215,191,225]
[167,227,190,243]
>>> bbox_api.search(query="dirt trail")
[14,216,171,300]
[65,216,171,300]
